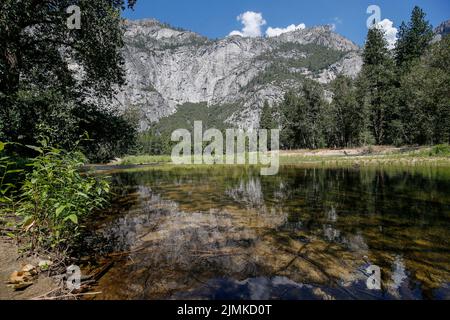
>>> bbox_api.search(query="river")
[81,165,450,300]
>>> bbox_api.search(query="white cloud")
[228,11,306,38]
[229,11,266,38]
[376,19,398,49]
[266,23,306,37]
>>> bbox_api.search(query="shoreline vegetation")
[0,141,111,299]
[113,145,450,170]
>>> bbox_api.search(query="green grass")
[121,153,264,165]
[278,146,450,167]
[414,144,450,157]
[121,154,173,165]
[120,146,450,169]
[279,155,450,168]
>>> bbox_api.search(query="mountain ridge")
[116,18,363,130]
[433,19,450,42]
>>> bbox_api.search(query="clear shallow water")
[82,166,450,300]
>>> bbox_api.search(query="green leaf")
[77,192,89,199]
[1,185,12,195]
[64,214,78,224]
[6,169,23,174]
[55,205,67,217]
[25,145,43,154]
[0,142,4,152]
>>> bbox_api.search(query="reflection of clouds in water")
[344,234,369,254]
[326,207,338,222]
[172,276,335,300]
[274,181,289,200]
[246,277,271,300]
[388,255,408,297]
[322,207,340,242]
[92,184,417,300]
[323,225,341,242]
[225,177,264,208]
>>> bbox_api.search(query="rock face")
[433,20,450,42]
[116,19,362,130]
[315,51,363,84]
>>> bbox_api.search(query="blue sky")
[123,0,450,45]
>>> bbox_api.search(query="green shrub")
[14,140,110,252]
[428,144,450,157]
[0,142,23,208]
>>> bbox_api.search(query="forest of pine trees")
[260,6,450,149]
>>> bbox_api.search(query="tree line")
[261,7,450,149]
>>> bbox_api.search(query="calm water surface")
[83,166,450,300]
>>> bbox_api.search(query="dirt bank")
[0,240,57,300]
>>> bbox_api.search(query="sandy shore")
[0,240,57,300]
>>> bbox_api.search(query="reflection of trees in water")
[323,224,341,242]
[257,168,450,297]
[82,186,175,255]
[91,185,366,299]
[90,167,450,299]
[225,177,265,208]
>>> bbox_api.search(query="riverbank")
[0,240,57,300]
[116,145,450,168]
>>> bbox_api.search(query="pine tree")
[329,76,363,147]
[280,81,326,149]
[395,6,433,68]
[357,27,397,145]
[279,92,299,149]
[260,100,274,130]
[395,6,435,145]
[401,36,450,145]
